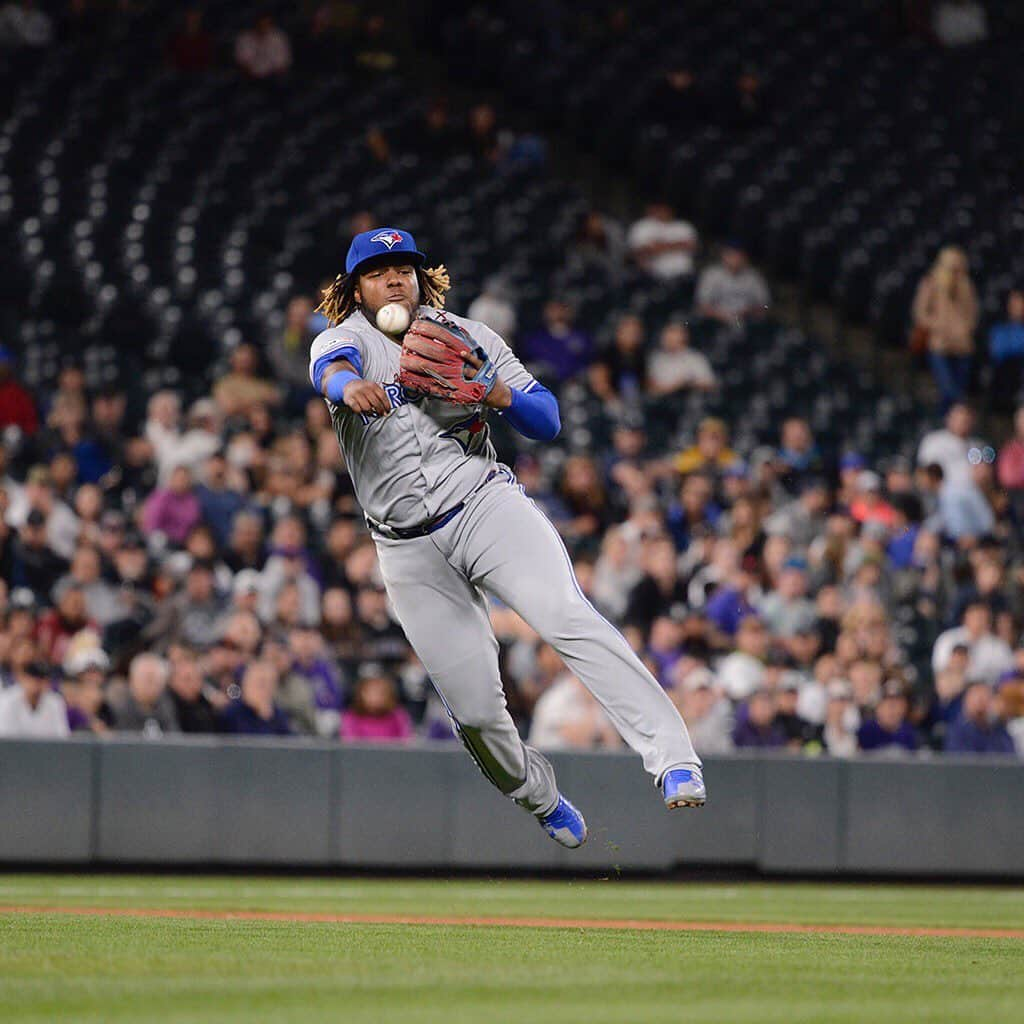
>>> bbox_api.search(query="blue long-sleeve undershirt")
[502,383,560,441]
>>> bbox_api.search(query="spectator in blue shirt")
[857,683,917,752]
[218,659,292,736]
[989,290,1024,412]
[945,681,1016,755]
[519,299,594,383]
[704,560,758,637]
[886,494,923,570]
[195,454,247,547]
[732,689,786,748]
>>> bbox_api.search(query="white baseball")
[376,302,410,335]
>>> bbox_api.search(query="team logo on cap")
[370,230,404,249]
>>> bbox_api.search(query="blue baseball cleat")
[662,765,706,809]
[537,795,588,848]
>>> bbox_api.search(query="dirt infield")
[2,905,1022,939]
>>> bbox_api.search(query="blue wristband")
[325,369,361,404]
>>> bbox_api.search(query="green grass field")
[1,875,1022,1023]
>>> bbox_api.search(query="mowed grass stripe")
[1,876,1023,930]
[1,915,1021,1024]
[2,904,1023,939]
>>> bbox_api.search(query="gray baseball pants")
[372,472,700,815]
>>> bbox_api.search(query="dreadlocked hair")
[316,264,451,326]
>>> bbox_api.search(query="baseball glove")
[397,317,498,404]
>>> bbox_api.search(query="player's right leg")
[372,531,584,843]
[451,479,704,809]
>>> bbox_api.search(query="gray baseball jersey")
[311,305,700,821]
[309,307,538,529]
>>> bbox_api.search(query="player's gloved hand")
[398,317,498,405]
[343,379,392,417]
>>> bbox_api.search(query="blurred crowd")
[1,0,1021,761]
[2,276,1024,759]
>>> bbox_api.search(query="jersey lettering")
[356,381,422,425]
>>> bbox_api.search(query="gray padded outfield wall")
[0,737,1022,876]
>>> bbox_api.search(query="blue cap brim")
[349,249,425,277]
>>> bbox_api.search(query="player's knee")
[535,593,595,644]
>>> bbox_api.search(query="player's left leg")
[449,477,702,794]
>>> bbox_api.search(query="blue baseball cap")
[345,227,425,276]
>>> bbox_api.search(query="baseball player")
[310,227,705,848]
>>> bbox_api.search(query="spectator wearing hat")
[108,653,180,735]
[61,647,111,733]
[9,507,68,603]
[945,681,1015,755]
[758,558,815,638]
[695,242,770,323]
[627,201,698,283]
[219,659,292,735]
[102,529,156,649]
[340,663,414,742]
[668,666,733,755]
[774,674,817,749]
[0,659,67,738]
[230,568,263,615]
[717,615,769,701]
[857,682,917,753]
[0,344,38,437]
[886,494,924,570]
[732,688,786,748]
[6,464,79,559]
[848,472,898,528]
[821,680,859,757]
[932,600,1013,686]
